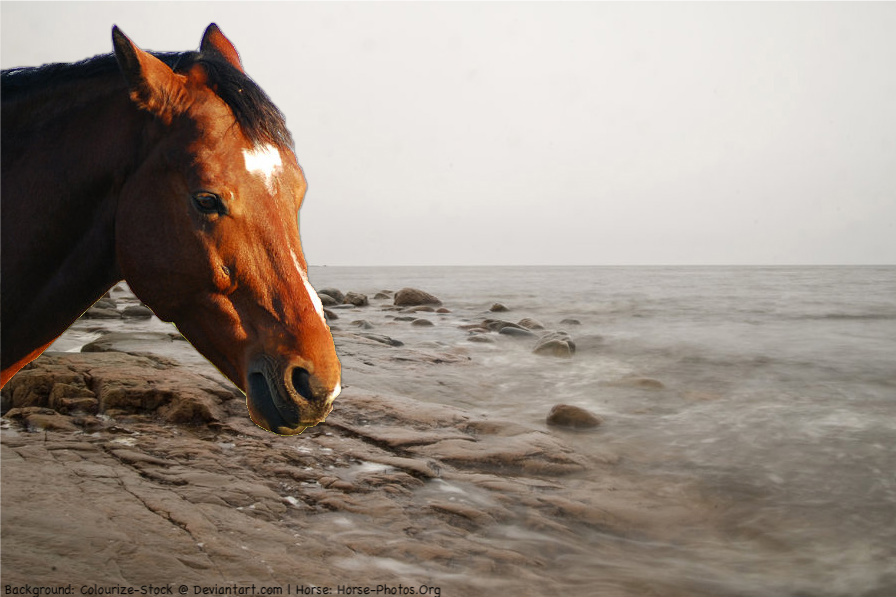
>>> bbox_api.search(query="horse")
[1,24,341,435]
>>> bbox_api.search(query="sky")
[2,1,895,266]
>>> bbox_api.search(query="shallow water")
[306,265,896,596]
[52,266,896,595]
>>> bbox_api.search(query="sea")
[49,265,896,595]
[306,265,896,596]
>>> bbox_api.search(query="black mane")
[1,51,293,147]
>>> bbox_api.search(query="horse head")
[112,25,341,434]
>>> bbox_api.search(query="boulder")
[319,293,339,307]
[393,288,442,307]
[498,326,535,338]
[518,318,545,330]
[343,292,369,307]
[374,291,393,300]
[533,332,576,358]
[318,288,345,303]
[546,404,602,429]
[411,319,434,327]
[122,305,154,319]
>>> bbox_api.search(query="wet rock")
[81,332,180,354]
[436,308,451,314]
[467,335,495,344]
[121,305,153,319]
[374,290,393,300]
[533,332,576,358]
[485,320,527,333]
[351,320,375,330]
[357,333,405,347]
[343,292,369,307]
[2,352,238,425]
[319,293,339,307]
[319,288,345,303]
[546,404,602,430]
[560,318,581,326]
[412,319,434,327]
[95,298,117,310]
[499,326,536,338]
[324,308,339,321]
[518,318,545,330]
[394,288,442,307]
[82,307,121,320]
[402,305,435,313]
[490,303,510,312]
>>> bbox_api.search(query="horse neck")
[1,74,148,371]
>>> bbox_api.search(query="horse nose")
[246,355,340,435]
[289,366,339,407]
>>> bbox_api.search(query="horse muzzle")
[246,354,341,435]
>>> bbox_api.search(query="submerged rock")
[82,307,120,320]
[490,303,510,312]
[546,404,602,429]
[394,288,442,307]
[560,318,582,326]
[121,305,153,319]
[518,318,545,330]
[343,292,369,307]
[412,319,434,327]
[318,288,345,303]
[533,332,576,358]
[499,326,536,338]
[319,293,339,307]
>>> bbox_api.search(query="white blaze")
[291,249,327,325]
[243,144,282,192]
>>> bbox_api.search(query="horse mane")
[1,51,293,148]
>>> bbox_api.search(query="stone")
[393,288,442,307]
[351,320,375,330]
[374,291,393,300]
[533,332,576,358]
[499,326,536,338]
[402,305,435,313]
[324,308,338,321]
[318,288,345,303]
[319,293,339,307]
[343,292,369,307]
[546,404,602,429]
[121,305,153,319]
[81,307,121,319]
[94,298,117,310]
[518,318,545,330]
[412,319,434,327]
[560,318,581,326]
[467,335,495,344]
[490,303,509,312]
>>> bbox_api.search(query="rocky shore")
[2,286,719,596]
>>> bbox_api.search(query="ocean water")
[307,265,896,596]
[47,265,896,594]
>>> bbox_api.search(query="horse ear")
[112,26,186,122]
[200,23,244,73]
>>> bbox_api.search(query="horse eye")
[192,192,223,215]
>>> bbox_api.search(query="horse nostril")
[290,367,315,402]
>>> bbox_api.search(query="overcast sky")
[3,2,895,266]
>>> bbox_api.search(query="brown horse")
[1,24,341,435]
